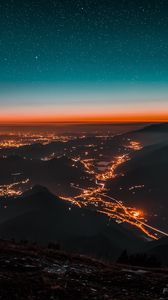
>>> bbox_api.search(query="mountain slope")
[0,239,167,300]
[0,186,144,261]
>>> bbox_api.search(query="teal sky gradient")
[0,0,168,121]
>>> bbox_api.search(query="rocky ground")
[0,240,167,299]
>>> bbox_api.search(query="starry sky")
[0,0,168,122]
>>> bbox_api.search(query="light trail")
[98,193,168,239]
[140,221,168,237]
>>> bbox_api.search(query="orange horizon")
[0,113,168,124]
[0,100,168,124]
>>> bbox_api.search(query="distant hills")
[137,122,168,133]
[126,122,168,146]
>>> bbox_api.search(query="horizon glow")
[0,83,168,123]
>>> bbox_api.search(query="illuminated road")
[98,193,168,239]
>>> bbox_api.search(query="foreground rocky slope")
[0,240,168,300]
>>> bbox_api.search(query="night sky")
[0,0,168,122]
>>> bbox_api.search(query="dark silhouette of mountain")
[137,123,168,133]
[0,186,144,261]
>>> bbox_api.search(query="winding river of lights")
[61,141,168,240]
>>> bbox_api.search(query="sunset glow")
[0,115,167,124]
[0,108,168,124]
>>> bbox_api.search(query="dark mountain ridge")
[0,186,145,261]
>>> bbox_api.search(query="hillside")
[0,186,144,261]
[0,240,167,300]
